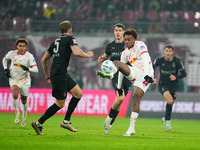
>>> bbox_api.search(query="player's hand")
[20,65,29,71]
[152,78,157,84]
[169,74,176,81]
[116,88,125,99]
[144,75,154,83]
[4,69,11,78]
[46,76,51,83]
[86,51,94,58]
[98,56,104,63]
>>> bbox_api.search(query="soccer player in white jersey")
[97,29,155,136]
[2,38,38,127]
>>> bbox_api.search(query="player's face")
[17,42,27,54]
[124,35,135,49]
[114,27,124,40]
[164,48,174,60]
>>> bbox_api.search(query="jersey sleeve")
[153,57,161,69]
[4,50,14,60]
[70,37,78,47]
[47,42,55,56]
[28,54,37,67]
[139,43,152,76]
[176,58,187,79]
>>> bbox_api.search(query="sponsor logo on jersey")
[73,39,77,44]
[33,59,35,62]
[130,58,138,64]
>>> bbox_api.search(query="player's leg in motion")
[31,101,62,135]
[21,95,28,127]
[100,61,131,134]
[61,84,82,132]
[11,85,20,124]
[123,87,144,136]
[162,91,174,130]
[104,92,125,135]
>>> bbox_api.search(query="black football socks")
[38,103,61,124]
[64,97,80,121]
[109,108,119,125]
[165,103,172,120]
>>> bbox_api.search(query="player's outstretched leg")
[61,120,78,132]
[31,121,43,135]
[96,70,114,79]
[103,116,112,135]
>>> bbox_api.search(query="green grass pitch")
[0,113,199,150]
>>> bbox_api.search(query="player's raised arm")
[71,45,94,58]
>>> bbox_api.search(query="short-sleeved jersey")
[5,50,37,83]
[121,41,154,77]
[47,34,78,76]
[105,40,126,61]
[153,56,185,85]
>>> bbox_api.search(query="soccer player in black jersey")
[98,23,132,135]
[31,20,94,135]
[153,45,187,131]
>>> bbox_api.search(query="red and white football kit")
[3,50,38,96]
[118,41,154,92]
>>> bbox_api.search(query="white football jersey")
[5,50,37,85]
[121,41,154,77]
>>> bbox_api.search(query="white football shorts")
[125,66,151,93]
[9,78,30,96]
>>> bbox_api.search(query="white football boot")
[165,120,172,131]
[103,116,112,135]
[162,117,166,129]
[123,126,135,136]
[14,112,20,124]
[21,111,27,127]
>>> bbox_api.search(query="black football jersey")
[153,56,186,84]
[47,34,78,76]
[105,40,126,61]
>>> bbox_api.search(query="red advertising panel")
[0,88,131,117]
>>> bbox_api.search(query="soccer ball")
[101,60,116,74]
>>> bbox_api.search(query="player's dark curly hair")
[16,38,28,45]
[164,45,174,51]
[59,20,72,33]
[124,29,137,39]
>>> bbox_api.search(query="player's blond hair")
[16,38,28,45]
[59,20,72,33]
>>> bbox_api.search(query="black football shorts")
[112,75,132,96]
[159,83,177,100]
[51,74,76,100]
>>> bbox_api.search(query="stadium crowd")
[0,0,200,33]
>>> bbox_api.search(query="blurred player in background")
[98,23,131,135]
[97,29,154,136]
[153,45,187,131]
[31,20,94,135]
[2,38,38,127]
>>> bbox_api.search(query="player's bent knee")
[167,100,174,105]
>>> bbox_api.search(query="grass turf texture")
[0,113,199,150]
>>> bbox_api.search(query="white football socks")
[22,103,28,120]
[13,99,19,114]
[130,112,139,127]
